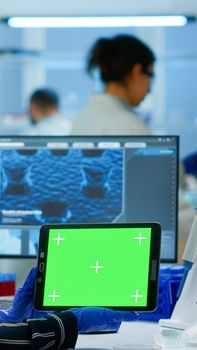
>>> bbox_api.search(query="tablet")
[34,223,161,311]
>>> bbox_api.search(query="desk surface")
[76,321,159,349]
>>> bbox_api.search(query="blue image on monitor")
[1,148,123,225]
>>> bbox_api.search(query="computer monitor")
[0,135,178,263]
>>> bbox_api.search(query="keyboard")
[0,296,14,310]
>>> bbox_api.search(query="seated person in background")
[71,34,155,135]
[23,88,71,135]
[0,267,138,349]
[183,151,197,189]
[183,151,197,177]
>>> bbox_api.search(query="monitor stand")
[21,229,30,256]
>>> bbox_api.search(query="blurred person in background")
[71,34,196,263]
[71,34,155,135]
[23,88,71,135]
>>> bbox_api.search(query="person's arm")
[0,311,78,350]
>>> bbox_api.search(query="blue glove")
[70,307,139,333]
[0,267,49,322]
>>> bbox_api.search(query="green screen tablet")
[34,223,161,311]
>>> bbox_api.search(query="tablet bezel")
[34,222,161,311]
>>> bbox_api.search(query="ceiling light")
[6,15,188,28]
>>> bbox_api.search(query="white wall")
[0,0,197,16]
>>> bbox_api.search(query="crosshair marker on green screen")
[43,227,151,307]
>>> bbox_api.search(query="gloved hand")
[0,267,49,322]
[69,307,139,333]
[0,266,138,333]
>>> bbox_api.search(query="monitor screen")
[0,135,179,262]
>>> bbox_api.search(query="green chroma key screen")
[43,226,152,308]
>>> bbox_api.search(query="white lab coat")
[71,94,149,135]
[22,114,72,136]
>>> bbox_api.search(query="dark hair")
[30,88,59,110]
[87,34,155,83]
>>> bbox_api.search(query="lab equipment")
[0,273,16,296]
[139,265,184,321]
[157,209,197,349]
[159,209,197,330]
